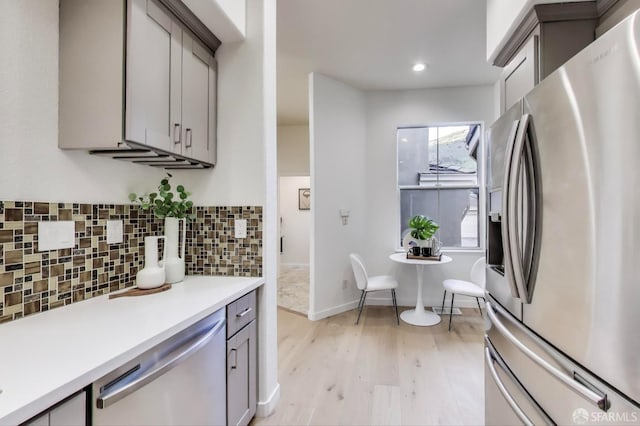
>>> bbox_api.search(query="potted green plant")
[129,173,195,284]
[128,173,196,221]
[407,215,439,256]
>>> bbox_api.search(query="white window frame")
[396,121,486,253]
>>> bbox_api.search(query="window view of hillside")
[397,123,481,249]
[427,126,477,175]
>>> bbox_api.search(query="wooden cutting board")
[109,283,172,299]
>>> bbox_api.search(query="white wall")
[0,0,262,208]
[258,0,280,415]
[277,125,309,176]
[486,0,588,63]
[309,82,495,318]
[309,73,367,320]
[279,176,310,265]
[183,0,246,42]
[0,0,167,204]
[365,85,494,308]
[0,0,280,416]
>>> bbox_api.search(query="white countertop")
[0,275,264,425]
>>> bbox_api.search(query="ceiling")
[277,0,502,125]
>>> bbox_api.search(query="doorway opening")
[278,176,310,315]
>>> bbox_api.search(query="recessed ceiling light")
[412,63,426,72]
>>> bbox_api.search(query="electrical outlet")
[38,221,75,251]
[235,219,247,239]
[342,279,349,289]
[106,220,123,244]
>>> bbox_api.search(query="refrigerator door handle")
[507,115,531,302]
[486,301,609,411]
[501,119,521,298]
[484,347,536,426]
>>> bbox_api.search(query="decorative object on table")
[109,283,172,299]
[298,188,310,210]
[136,236,166,289]
[406,252,443,261]
[407,214,440,256]
[129,173,195,283]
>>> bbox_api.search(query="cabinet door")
[227,321,257,426]
[126,0,182,154]
[182,32,217,164]
[25,391,86,426]
[501,34,539,113]
[49,392,86,426]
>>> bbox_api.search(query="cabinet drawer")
[226,291,256,338]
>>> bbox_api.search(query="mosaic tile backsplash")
[0,201,262,324]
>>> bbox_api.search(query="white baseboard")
[256,382,281,417]
[307,296,482,321]
[280,262,310,267]
[307,300,360,321]
[357,296,482,309]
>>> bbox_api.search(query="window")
[398,124,482,249]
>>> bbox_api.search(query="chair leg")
[476,297,483,316]
[356,291,368,325]
[391,289,399,325]
[440,290,447,314]
[448,293,455,331]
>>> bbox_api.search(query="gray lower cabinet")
[25,391,86,426]
[226,291,257,426]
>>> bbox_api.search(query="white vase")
[137,236,166,289]
[163,217,186,283]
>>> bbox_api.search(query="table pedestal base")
[400,308,441,326]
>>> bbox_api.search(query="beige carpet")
[278,264,309,315]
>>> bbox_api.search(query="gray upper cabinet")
[59,0,218,168]
[181,32,217,165]
[502,34,538,112]
[495,2,598,114]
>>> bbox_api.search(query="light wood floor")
[253,305,485,426]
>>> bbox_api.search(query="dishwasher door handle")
[96,318,226,409]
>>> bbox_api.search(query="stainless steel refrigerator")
[485,10,640,425]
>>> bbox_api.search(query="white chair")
[349,253,399,325]
[441,257,486,331]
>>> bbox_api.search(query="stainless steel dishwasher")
[92,308,226,425]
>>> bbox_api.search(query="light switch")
[38,221,75,251]
[235,219,247,239]
[106,220,123,244]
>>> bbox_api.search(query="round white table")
[389,252,453,326]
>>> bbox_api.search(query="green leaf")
[128,193,137,202]
[177,185,185,193]
[186,201,193,208]
[180,192,187,200]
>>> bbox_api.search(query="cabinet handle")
[230,348,237,369]
[173,123,181,144]
[236,307,252,318]
[185,128,192,148]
